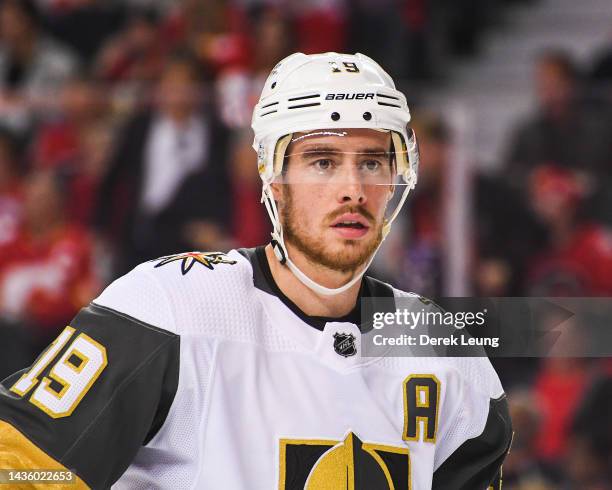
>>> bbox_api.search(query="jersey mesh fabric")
[94,262,177,333]
[113,337,215,490]
[147,250,306,352]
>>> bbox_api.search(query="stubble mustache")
[325,205,376,227]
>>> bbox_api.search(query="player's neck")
[264,244,362,318]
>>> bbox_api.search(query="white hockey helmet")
[251,52,420,296]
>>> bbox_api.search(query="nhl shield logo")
[333,332,357,358]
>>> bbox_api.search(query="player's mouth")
[330,213,370,239]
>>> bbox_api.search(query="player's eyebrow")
[293,145,390,156]
[292,145,341,156]
[356,147,391,156]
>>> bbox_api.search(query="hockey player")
[0,53,512,489]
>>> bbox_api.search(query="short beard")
[280,187,383,274]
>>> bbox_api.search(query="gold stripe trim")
[0,420,89,489]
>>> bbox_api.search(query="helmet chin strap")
[261,181,413,297]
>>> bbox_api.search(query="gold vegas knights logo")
[279,432,410,490]
[152,251,237,275]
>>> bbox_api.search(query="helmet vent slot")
[287,94,321,102]
[287,102,321,109]
[261,101,279,109]
[377,101,401,108]
[260,110,278,117]
[377,93,401,108]
[377,93,400,101]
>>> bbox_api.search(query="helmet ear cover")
[273,134,292,177]
[391,131,408,177]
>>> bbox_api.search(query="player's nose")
[336,162,366,204]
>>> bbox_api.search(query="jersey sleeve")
[432,358,513,490]
[0,265,180,490]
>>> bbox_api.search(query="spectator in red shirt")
[95,7,167,87]
[228,129,269,248]
[293,1,347,55]
[0,170,98,350]
[32,75,112,225]
[532,357,593,466]
[526,165,612,296]
[215,7,295,129]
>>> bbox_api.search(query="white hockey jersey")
[0,247,512,489]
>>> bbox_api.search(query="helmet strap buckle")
[271,239,287,264]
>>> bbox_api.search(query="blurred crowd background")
[0,0,611,488]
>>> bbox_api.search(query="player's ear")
[270,182,283,202]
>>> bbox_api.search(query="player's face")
[276,129,394,274]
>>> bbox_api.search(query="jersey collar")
[239,246,396,332]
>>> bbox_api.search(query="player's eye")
[312,159,335,172]
[360,159,384,173]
